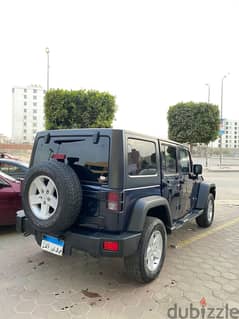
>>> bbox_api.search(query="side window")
[178,148,191,173]
[0,164,20,175]
[0,177,9,187]
[161,144,177,174]
[128,139,157,176]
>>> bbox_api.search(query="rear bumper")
[16,211,141,257]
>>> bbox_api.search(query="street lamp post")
[45,47,50,91]
[205,83,211,168]
[205,83,210,104]
[219,74,229,167]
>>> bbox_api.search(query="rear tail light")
[107,192,120,211]
[52,153,66,161]
[103,241,119,252]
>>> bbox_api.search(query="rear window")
[33,135,110,183]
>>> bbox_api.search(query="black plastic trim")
[16,211,141,257]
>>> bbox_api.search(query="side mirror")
[193,164,202,176]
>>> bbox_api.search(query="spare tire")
[22,160,82,233]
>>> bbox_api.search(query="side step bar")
[171,209,204,230]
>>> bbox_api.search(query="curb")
[204,166,239,173]
[206,169,239,173]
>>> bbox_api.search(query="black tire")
[196,193,214,228]
[124,217,167,283]
[22,160,82,233]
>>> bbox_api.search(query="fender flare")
[127,196,173,232]
[195,182,216,210]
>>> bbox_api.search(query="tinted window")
[128,139,157,176]
[33,136,110,183]
[161,144,177,174]
[178,148,191,173]
[0,178,9,187]
[0,163,22,175]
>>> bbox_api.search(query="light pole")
[205,83,210,104]
[45,47,50,91]
[205,83,210,168]
[219,73,229,167]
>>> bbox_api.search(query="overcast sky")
[1,0,239,138]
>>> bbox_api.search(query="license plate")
[41,235,64,256]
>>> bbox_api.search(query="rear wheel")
[196,193,214,228]
[124,217,167,283]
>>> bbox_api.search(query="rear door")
[160,143,180,220]
[177,147,194,218]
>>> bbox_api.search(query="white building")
[12,85,45,143]
[212,119,239,148]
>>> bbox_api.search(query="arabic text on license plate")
[41,235,64,256]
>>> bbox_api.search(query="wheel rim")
[28,175,58,220]
[207,199,213,222]
[145,230,163,272]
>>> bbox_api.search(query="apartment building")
[213,119,239,148]
[12,85,45,143]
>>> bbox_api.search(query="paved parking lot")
[0,201,239,319]
[0,171,239,319]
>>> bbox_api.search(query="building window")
[33,122,37,127]
[33,89,37,94]
[12,88,15,93]
[33,96,37,100]
[24,109,27,113]
[23,122,27,127]
[24,89,27,93]
[33,116,37,121]
[23,136,27,141]
[33,102,37,107]
[33,109,37,114]
[33,129,37,134]
[24,129,27,133]
[24,95,27,99]
[24,115,27,120]
[226,144,228,148]
[24,101,27,106]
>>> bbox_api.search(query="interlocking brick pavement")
[0,202,239,318]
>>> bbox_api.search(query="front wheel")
[196,193,215,228]
[124,217,167,283]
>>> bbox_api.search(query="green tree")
[167,102,220,149]
[45,89,117,130]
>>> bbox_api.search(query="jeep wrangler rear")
[17,129,216,283]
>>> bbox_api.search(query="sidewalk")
[206,166,239,172]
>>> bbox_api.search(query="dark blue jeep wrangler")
[17,129,216,283]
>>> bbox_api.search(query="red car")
[0,172,21,225]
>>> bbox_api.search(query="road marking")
[177,216,239,248]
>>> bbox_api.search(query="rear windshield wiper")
[54,138,85,144]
